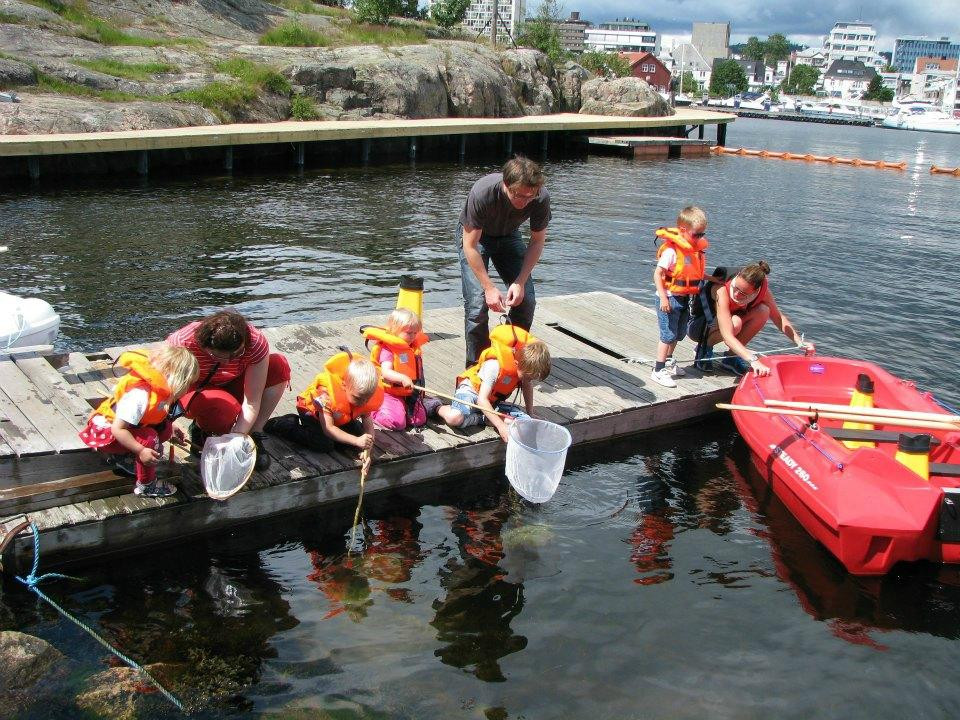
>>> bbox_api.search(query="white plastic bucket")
[505,418,572,503]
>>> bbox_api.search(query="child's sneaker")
[719,355,751,376]
[134,480,177,498]
[650,367,678,388]
[665,357,686,377]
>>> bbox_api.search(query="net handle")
[412,384,510,418]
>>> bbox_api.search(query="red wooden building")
[621,52,671,92]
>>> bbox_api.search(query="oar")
[763,399,960,426]
[717,403,960,431]
[412,384,511,419]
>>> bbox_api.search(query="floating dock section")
[0,110,735,183]
[0,292,736,570]
[587,135,714,158]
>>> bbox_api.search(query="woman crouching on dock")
[167,310,290,470]
[691,261,814,376]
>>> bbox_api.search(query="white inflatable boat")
[0,291,61,350]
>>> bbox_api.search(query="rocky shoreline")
[0,0,670,135]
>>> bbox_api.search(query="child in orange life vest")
[437,324,551,443]
[362,309,441,430]
[78,344,198,498]
[650,206,712,389]
[266,353,383,474]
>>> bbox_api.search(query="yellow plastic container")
[895,433,931,481]
[842,373,876,449]
[396,275,423,319]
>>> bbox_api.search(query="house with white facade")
[659,42,711,92]
[793,47,827,70]
[822,59,878,98]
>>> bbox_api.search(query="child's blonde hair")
[344,358,379,403]
[517,340,551,381]
[385,308,422,336]
[149,344,198,398]
[677,206,707,232]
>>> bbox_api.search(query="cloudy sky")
[562,0,960,51]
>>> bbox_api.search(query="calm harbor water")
[2,118,960,718]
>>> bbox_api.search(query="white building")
[451,0,526,41]
[822,21,884,70]
[821,59,877,99]
[659,42,711,91]
[793,47,827,71]
[585,18,659,54]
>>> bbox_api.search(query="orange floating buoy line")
[930,165,960,176]
[712,146,906,170]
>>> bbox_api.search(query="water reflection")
[728,441,960,645]
[431,500,527,683]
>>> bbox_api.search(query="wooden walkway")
[0,110,735,157]
[0,292,735,570]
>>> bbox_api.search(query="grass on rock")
[214,58,291,95]
[75,58,179,81]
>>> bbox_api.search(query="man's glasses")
[507,185,540,203]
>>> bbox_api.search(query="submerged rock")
[76,664,181,720]
[0,631,67,718]
[580,76,673,117]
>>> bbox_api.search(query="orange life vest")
[90,351,173,427]
[655,227,708,296]
[456,324,534,403]
[361,326,428,397]
[297,351,385,426]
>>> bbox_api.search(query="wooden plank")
[0,383,56,456]
[0,470,130,515]
[0,360,88,453]
[13,355,96,430]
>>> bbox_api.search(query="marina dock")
[0,292,736,571]
[0,110,734,182]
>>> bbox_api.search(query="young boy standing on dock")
[650,206,710,388]
[437,324,551,443]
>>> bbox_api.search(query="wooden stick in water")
[717,403,960,431]
[349,449,371,552]
[412,384,511,419]
[763,399,960,426]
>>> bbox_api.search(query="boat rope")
[751,377,845,471]
[623,341,807,367]
[933,395,960,416]
[14,523,186,713]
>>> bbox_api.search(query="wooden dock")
[0,292,736,570]
[0,110,735,182]
[587,135,714,158]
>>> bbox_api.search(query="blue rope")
[15,523,185,713]
[933,395,960,416]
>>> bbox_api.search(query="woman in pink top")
[167,310,290,470]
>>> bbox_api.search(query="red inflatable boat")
[727,355,960,575]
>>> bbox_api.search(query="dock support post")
[295,142,305,167]
[698,124,704,139]
[458,135,466,162]
[361,138,371,164]
[717,123,727,146]
[224,146,234,172]
[136,150,149,177]
[409,136,417,160]
[504,132,513,156]
[27,157,39,182]
[541,132,548,157]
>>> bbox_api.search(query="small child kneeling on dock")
[650,206,710,388]
[79,344,199,498]
[265,352,383,472]
[361,309,441,430]
[437,324,551,443]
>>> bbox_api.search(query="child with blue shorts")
[650,206,709,388]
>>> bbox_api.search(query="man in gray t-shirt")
[458,156,551,366]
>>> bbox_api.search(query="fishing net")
[505,418,572,503]
[201,433,256,500]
